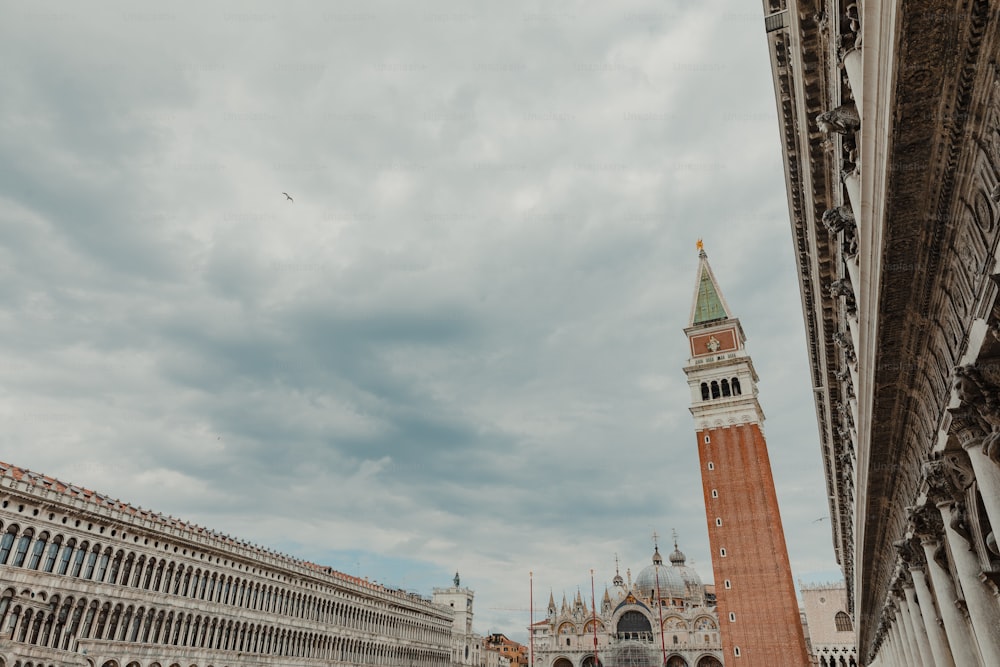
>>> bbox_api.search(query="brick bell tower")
[682,243,810,666]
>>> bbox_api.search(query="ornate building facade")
[762,0,1000,664]
[682,248,812,666]
[529,543,723,667]
[800,583,857,667]
[0,460,453,667]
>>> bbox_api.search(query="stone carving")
[950,500,973,545]
[922,458,968,504]
[817,104,861,135]
[822,206,859,256]
[950,364,1000,462]
[893,537,925,569]
[843,2,862,49]
[907,504,944,542]
[991,182,1000,204]
[833,331,857,365]
[834,400,855,430]
[830,278,858,316]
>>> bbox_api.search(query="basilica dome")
[668,544,704,590]
[634,548,687,599]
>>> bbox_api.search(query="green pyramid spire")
[689,246,733,325]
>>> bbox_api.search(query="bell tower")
[682,243,810,666]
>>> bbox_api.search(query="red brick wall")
[698,422,811,666]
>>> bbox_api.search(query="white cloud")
[0,0,841,642]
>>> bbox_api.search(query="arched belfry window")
[700,383,709,400]
[710,381,720,399]
[731,377,741,395]
[834,611,852,632]
[721,379,731,397]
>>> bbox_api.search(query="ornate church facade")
[762,0,1000,664]
[529,543,723,667]
[0,460,453,667]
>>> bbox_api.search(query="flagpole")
[653,534,667,667]
[590,569,600,667]
[529,571,534,667]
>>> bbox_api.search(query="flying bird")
[282,192,293,202]
[813,517,829,523]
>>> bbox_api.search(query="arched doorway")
[582,655,603,667]
[553,658,574,667]
[696,657,722,667]
[666,656,688,667]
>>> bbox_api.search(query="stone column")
[917,536,981,666]
[889,625,906,667]
[843,169,862,223]
[895,611,919,667]
[937,501,1000,666]
[911,566,955,667]
[894,592,925,667]
[903,582,937,667]
[959,439,1000,546]
[948,379,1000,544]
[843,48,863,109]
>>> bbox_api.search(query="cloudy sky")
[0,0,840,641]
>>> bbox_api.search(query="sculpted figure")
[817,104,861,134]
[952,364,1000,462]
[822,206,859,256]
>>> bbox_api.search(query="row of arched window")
[0,519,448,647]
[818,656,857,667]
[699,378,742,400]
[0,588,447,667]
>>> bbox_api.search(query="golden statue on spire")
[696,239,703,251]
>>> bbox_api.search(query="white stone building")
[432,577,482,667]
[530,543,723,667]
[800,583,857,667]
[0,460,453,667]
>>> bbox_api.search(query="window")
[0,528,16,565]
[83,548,98,579]
[711,489,718,498]
[732,378,742,395]
[27,534,47,570]
[734,646,741,657]
[721,379,731,396]
[71,543,88,577]
[724,580,731,589]
[707,462,714,471]
[835,611,853,632]
[720,548,727,557]
[11,532,32,567]
[42,539,60,573]
[729,612,736,622]
[711,381,720,398]
[701,383,709,400]
[57,540,74,575]
[95,551,110,582]
[716,518,722,527]
[704,435,711,444]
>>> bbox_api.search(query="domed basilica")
[530,541,723,667]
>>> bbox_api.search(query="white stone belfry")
[683,245,764,430]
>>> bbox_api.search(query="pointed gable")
[689,246,734,326]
